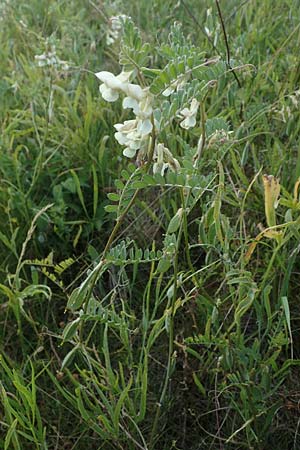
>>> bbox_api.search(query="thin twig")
[215,0,241,88]
[181,0,221,56]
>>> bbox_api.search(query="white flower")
[123,83,145,101]
[114,120,144,158]
[137,93,153,119]
[106,15,131,46]
[95,70,131,102]
[178,98,200,129]
[35,47,70,70]
[122,90,152,116]
[123,96,140,114]
[122,89,153,136]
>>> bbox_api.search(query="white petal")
[114,123,123,131]
[128,139,141,150]
[190,98,200,114]
[153,162,159,174]
[114,120,136,132]
[124,83,145,100]
[116,71,132,83]
[179,107,190,117]
[123,97,140,114]
[95,71,115,82]
[100,85,119,102]
[115,131,129,145]
[37,60,47,67]
[160,163,169,176]
[35,54,47,60]
[95,71,123,90]
[122,120,137,131]
[180,115,196,129]
[137,119,152,135]
[123,147,137,158]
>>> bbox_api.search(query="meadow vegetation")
[1,0,300,449]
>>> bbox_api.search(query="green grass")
[1,0,300,449]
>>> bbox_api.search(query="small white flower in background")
[35,45,70,70]
[178,98,200,129]
[106,14,131,46]
[95,70,131,102]
[153,143,180,175]
[289,89,300,108]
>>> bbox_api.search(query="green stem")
[79,116,156,342]
[149,218,184,449]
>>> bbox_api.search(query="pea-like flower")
[95,70,131,102]
[114,120,146,158]
[95,69,155,160]
[122,89,153,136]
[106,15,131,46]
[178,98,200,129]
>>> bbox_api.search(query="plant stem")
[79,116,156,342]
[149,217,184,449]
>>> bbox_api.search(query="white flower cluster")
[95,69,199,173]
[35,46,69,70]
[0,0,10,22]
[106,15,130,46]
[96,70,154,158]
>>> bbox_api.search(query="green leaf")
[62,318,81,343]
[67,286,87,311]
[61,344,80,370]
[105,204,118,213]
[107,192,120,202]
[70,169,89,219]
[157,257,171,273]
[167,208,183,234]
[192,373,206,397]
[281,296,293,350]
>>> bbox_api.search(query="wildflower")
[114,120,145,158]
[35,45,70,70]
[95,69,154,159]
[123,89,153,135]
[95,70,131,102]
[178,98,199,129]
[106,15,130,46]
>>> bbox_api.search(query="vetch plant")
[63,17,237,448]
